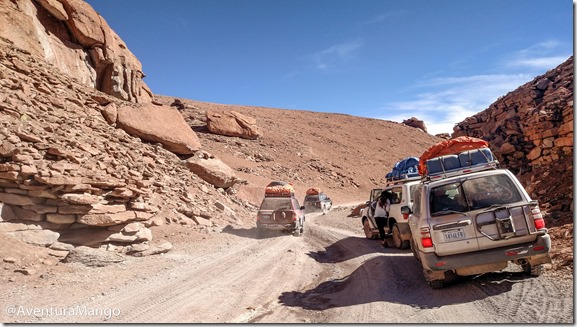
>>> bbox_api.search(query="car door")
[426,180,480,256]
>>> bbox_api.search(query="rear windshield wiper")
[431,210,466,217]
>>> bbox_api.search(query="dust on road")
[0,206,573,323]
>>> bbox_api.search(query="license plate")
[443,228,465,241]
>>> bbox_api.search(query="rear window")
[463,174,523,210]
[304,195,320,202]
[259,197,293,210]
[429,174,523,215]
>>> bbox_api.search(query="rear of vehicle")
[256,196,305,236]
[410,169,551,288]
[303,193,332,214]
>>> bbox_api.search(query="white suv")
[360,178,420,249]
[405,152,551,288]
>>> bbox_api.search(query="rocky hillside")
[0,0,152,103]
[0,0,571,273]
[453,56,573,226]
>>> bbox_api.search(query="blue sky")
[85,0,573,135]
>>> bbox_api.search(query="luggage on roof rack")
[419,136,499,180]
[305,187,321,195]
[264,181,295,197]
[385,157,420,183]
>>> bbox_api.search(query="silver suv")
[360,178,420,249]
[405,160,551,288]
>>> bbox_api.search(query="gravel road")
[1,206,573,323]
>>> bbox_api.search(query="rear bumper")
[419,233,552,271]
[257,222,296,231]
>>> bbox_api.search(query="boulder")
[206,111,261,140]
[117,103,201,155]
[184,152,240,188]
[64,246,125,267]
[402,117,428,133]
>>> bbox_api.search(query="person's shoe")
[382,241,388,248]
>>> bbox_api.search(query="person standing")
[374,190,391,247]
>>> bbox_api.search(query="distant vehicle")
[256,181,305,237]
[303,188,332,214]
[405,137,551,288]
[360,157,420,249]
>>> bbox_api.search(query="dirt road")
[1,206,573,323]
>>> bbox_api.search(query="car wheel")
[363,219,374,239]
[423,270,446,289]
[522,262,542,277]
[392,224,410,249]
[428,280,445,289]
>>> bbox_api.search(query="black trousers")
[375,216,388,241]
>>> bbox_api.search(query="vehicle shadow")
[221,225,293,239]
[306,236,407,264]
[279,255,524,310]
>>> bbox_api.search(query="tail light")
[402,213,409,220]
[420,227,433,248]
[293,212,297,221]
[530,204,545,230]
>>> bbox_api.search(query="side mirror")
[300,206,305,210]
[400,206,412,215]
[365,201,370,205]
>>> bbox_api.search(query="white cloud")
[379,73,534,135]
[504,40,570,70]
[312,40,364,71]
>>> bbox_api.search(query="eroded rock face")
[0,0,152,103]
[0,41,254,257]
[206,110,261,140]
[402,117,428,133]
[453,56,573,221]
[117,103,202,155]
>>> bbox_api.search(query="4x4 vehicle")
[404,137,551,288]
[256,181,306,237]
[303,188,333,214]
[360,180,420,249]
[360,157,421,249]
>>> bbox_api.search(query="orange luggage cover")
[306,187,321,195]
[264,182,295,197]
[418,136,489,175]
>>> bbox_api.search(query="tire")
[428,280,445,289]
[392,224,410,249]
[294,221,303,237]
[363,219,376,239]
[522,262,542,277]
[423,270,446,289]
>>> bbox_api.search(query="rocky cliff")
[0,0,152,103]
[453,56,573,225]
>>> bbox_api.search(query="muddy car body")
[256,182,305,236]
[406,143,551,288]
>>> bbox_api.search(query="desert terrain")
[0,0,573,324]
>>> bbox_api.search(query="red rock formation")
[402,117,428,133]
[453,56,573,222]
[116,103,202,155]
[0,0,152,103]
[206,110,261,140]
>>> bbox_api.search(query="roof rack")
[385,174,421,186]
[422,148,499,182]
